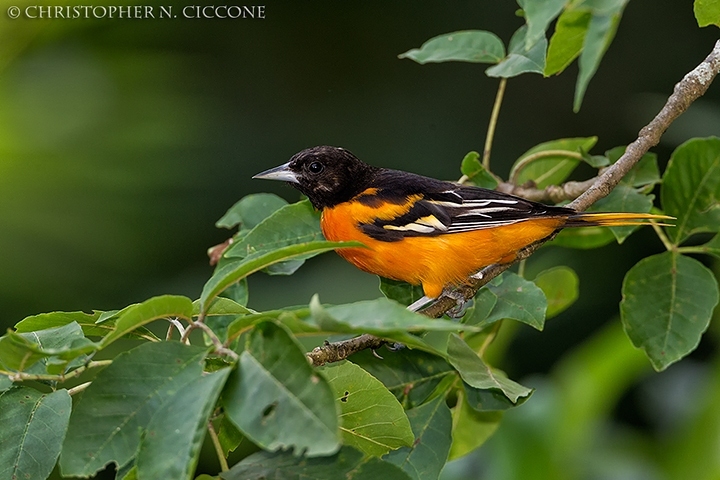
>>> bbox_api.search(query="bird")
[254,146,671,310]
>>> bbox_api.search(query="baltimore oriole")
[254,146,670,303]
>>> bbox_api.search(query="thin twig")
[306,39,720,366]
[207,419,230,472]
[68,381,92,396]
[190,319,240,361]
[0,359,112,383]
[483,78,507,170]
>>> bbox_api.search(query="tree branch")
[307,40,720,366]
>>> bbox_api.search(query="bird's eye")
[308,161,324,174]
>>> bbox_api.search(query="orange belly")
[321,200,564,298]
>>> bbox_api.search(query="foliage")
[0,2,718,480]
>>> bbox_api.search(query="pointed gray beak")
[252,162,299,183]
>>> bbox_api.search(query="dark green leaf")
[216,193,288,229]
[662,137,720,244]
[589,184,654,243]
[621,252,719,371]
[399,31,505,65]
[350,348,454,408]
[510,137,597,189]
[481,272,547,330]
[222,321,340,456]
[320,361,414,456]
[59,342,209,477]
[379,278,425,307]
[533,266,579,319]
[221,278,249,306]
[136,368,231,480]
[695,0,720,27]
[447,334,533,403]
[459,151,498,189]
[101,295,193,347]
[448,394,502,460]
[14,310,159,342]
[518,0,566,49]
[0,387,71,480]
[222,446,411,480]
[384,395,452,480]
[545,9,592,75]
[463,382,528,411]
[463,289,498,327]
[486,25,547,78]
[217,414,246,457]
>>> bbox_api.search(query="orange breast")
[321,197,565,298]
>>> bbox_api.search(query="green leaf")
[384,395,452,480]
[463,289,499,327]
[510,137,597,189]
[200,241,357,313]
[692,234,720,259]
[222,321,340,456]
[0,387,71,480]
[0,376,11,392]
[193,297,253,317]
[481,272,547,330]
[309,296,478,337]
[136,368,231,480]
[621,252,719,371]
[351,348,454,408]
[101,295,193,347]
[14,310,160,342]
[545,9,592,76]
[533,266,579,319]
[518,0,566,49]
[320,361,414,457]
[486,25,547,78]
[447,334,533,404]
[379,278,425,307]
[216,193,288,229]
[459,151,498,189]
[573,9,623,111]
[398,30,505,65]
[216,414,246,457]
[222,446,411,480]
[463,382,528,412]
[662,137,720,245]
[0,322,98,373]
[59,342,209,477]
[220,278,249,306]
[448,394,502,460]
[695,0,720,27]
[589,184,654,243]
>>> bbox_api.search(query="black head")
[253,146,379,209]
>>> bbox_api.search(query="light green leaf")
[486,25,547,78]
[201,241,358,313]
[448,394,502,460]
[101,295,193,347]
[533,266,579,319]
[621,252,719,371]
[320,361,413,457]
[447,334,533,403]
[662,137,720,245]
[351,348,454,408]
[545,9,592,76]
[398,30,505,64]
[574,10,623,111]
[59,342,209,477]
[0,387,71,480]
[216,193,288,229]
[459,151,498,189]
[510,137,597,189]
[222,446,411,480]
[481,272,547,330]
[137,368,231,480]
[384,395,452,480]
[518,0,566,49]
[14,310,159,342]
[222,321,340,457]
[192,297,253,317]
[694,0,720,27]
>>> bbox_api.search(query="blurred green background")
[1,1,719,479]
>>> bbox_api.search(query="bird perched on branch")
[254,146,671,309]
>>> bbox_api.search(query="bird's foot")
[443,288,470,318]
